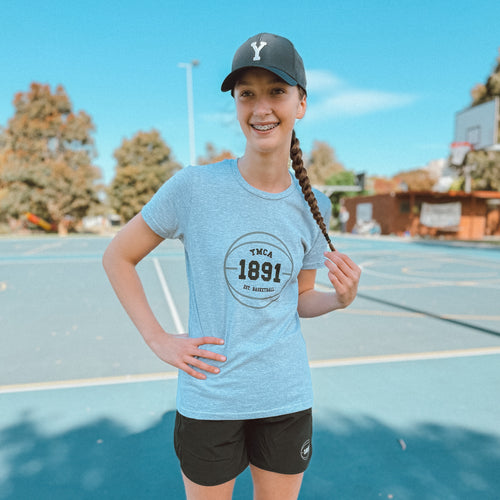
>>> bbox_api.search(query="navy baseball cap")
[221,33,307,93]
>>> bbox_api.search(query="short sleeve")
[301,190,332,269]
[141,167,192,240]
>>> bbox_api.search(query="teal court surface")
[1,235,499,499]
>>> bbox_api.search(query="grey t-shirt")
[142,159,331,419]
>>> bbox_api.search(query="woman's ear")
[296,95,307,120]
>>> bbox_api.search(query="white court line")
[22,241,63,255]
[0,372,179,394]
[360,257,500,284]
[152,257,184,334]
[2,347,500,394]
[309,346,500,368]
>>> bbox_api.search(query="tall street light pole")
[178,60,199,166]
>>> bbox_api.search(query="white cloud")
[305,69,418,121]
[306,69,344,92]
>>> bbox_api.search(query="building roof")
[346,190,500,200]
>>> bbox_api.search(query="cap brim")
[221,66,298,92]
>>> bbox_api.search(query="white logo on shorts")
[300,439,311,460]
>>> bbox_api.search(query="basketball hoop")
[450,141,473,166]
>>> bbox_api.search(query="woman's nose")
[252,96,272,117]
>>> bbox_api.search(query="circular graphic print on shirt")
[224,232,294,309]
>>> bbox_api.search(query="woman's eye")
[272,88,286,95]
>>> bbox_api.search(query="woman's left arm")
[297,251,361,318]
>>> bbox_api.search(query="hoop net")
[450,141,473,166]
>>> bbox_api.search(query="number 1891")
[238,260,281,283]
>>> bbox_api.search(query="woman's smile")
[251,122,279,132]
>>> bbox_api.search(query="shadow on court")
[311,412,500,500]
[0,411,184,500]
[1,411,499,500]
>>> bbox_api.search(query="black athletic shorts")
[174,408,312,487]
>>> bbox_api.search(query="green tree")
[0,83,101,234]
[326,170,357,186]
[468,149,500,191]
[471,48,500,106]
[325,170,359,225]
[108,129,181,222]
[306,141,344,185]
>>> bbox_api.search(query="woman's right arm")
[102,213,226,380]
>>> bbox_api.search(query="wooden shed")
[342,191,500,240]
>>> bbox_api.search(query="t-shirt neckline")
[231,159,296,200]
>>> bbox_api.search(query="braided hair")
[290,129,335,252]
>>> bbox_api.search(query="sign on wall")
[420,202,461,229]
[356,203,373,223]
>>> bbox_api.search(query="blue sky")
[1,0,499,184]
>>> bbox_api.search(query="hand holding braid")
[290,130,335,251]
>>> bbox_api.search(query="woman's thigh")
[250,464,304,500]
[182,471,236,500]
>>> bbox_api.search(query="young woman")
[103,33,361,500]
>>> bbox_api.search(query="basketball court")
[1,234,499,499]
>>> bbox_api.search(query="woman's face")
[234,68,306,157]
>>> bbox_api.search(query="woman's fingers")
[323,251,361,307]
[324,251,360,276]
[182,336,226,379]
[150,333,226,379]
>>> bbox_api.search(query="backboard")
[454,97,499,150]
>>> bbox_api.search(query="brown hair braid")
[290,129,335,252]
